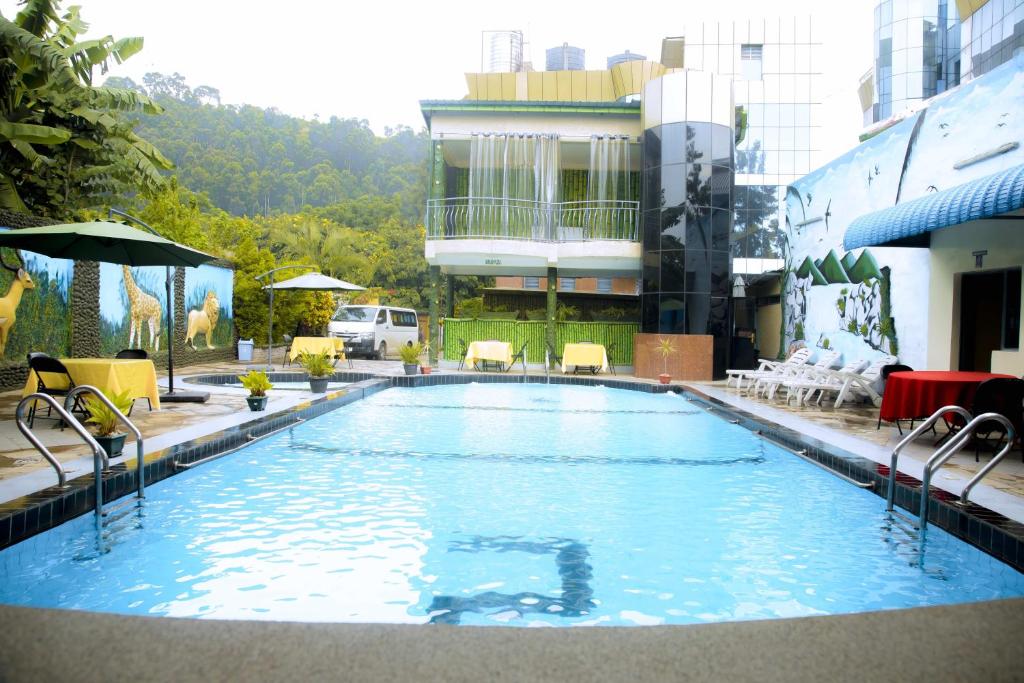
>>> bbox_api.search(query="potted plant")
[298,350,334,393]
[655,337,676,384]
[239,370,273,411]
[399,341,423,375]
[419,341,432,375]
[82,389,135,457]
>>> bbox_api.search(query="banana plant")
[0,1,171,216]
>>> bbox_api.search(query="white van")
[328,305,420,359]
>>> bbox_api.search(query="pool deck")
[1,356,1023,682]
[1,598,1021,682]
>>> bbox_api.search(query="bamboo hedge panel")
[442,319,638,364]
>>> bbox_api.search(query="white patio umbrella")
[256,269,365,368]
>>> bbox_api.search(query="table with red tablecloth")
[879,371,1014,424]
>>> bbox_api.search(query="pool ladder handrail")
[15,391,106,520]
[886,405,1016,530]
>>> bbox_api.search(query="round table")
[879,371,1014,424]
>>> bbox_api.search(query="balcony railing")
[426,197,640,242]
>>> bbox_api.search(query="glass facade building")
[641,71,734,374]
[679,19,820,277]
[865,0,1023,125]
[545,44,586,71]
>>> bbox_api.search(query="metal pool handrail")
[64,384,146,501]
[886,405,971,513]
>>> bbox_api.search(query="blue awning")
[844,163,1024,250]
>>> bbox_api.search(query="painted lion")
[186,291,220,350]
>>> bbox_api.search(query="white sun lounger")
[773,358,870,404]
[725,347,812,391]
[795,355,898,408]
[753,349,842,398]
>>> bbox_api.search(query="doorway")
[958,268,1021,371]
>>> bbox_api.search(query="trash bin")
[237,338,254,362]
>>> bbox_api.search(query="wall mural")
[99,264,170,356]
[782,55,1024,369]
[184,264,234,350]
[99,262,235,356]
[0,246,72,361]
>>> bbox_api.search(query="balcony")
[426,197,640,242]
[424,197,642,276]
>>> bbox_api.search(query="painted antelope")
[0,249,35,357]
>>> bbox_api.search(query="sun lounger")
[725,347,812,391]
[796,355,897,408]
[773,358,870,404]
[752,350,841,398]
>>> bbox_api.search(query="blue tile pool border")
[1,372,1022,573]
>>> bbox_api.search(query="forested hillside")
[107,73,428,221]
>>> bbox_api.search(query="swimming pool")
[1,383,1021,625]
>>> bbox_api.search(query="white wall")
[927,219,1024,373]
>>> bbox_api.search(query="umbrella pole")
[268,273,275,370]
[166,265,174,393]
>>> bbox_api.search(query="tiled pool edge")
[679,383,1024,573]
[0,376,391,550]
[2,372,1022,574]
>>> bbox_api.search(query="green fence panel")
[442,319,638,365]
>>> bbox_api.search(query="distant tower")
[607,50,647,68]
[483,30,524,72]
[545,43,585,71]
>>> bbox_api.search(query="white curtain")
[468,133,560,238]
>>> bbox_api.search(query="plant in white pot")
[83,389,135,457]
[655,337,676,384]
[399,341,424,375]
[299,350,334,393]
[239,370,273,411]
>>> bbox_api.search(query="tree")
[0,0,172,216]
[265,215,373,284]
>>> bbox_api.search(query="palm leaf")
[0,120,71,144]
[13,0,59,37]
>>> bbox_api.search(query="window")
[524,276,540,289]
[560,277,576,292]
[597,277,613,293]
[741,44,763,81]
[389,310,418,327]
[375,309,387,324]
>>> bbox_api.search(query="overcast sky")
[1,0,875,163]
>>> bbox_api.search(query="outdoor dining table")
[878,370,1014,425]
[561,343,609,374]
[464,340,512,371]
[22,357,161,410]
[288,336,346,362]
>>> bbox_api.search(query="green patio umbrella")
[0,221,212,266]
[0,216,217,401]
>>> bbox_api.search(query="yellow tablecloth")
[561,343,609,374]
[465,340,513,369]
[289,336,346,362]
[22,358,161,410]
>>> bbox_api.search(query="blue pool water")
[1,383,1022,625]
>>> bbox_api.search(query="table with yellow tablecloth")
[561,343,609,374]
[288,336,346,362]
[464,340,512,370]
[22,358,161,410]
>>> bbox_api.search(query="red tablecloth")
[879,371,1014,423]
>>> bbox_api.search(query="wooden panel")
[501,73,516,100]
[632,333,713,381]
[570,71,587,101]
[556,71,572,100]
[527,72,544,100]
[542,72,558,100]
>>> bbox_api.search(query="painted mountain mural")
[798,248,883,286]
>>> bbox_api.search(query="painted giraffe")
[122,265,162,351]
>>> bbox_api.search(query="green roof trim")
[420,99,641,122]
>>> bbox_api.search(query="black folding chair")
[546,342,563,370]
[457,338,469,371]
[26,353,86,428]
[605,342,617,375]
[878,364,914,432]
[504,342,528,372]
[966,378,1024,462]
[114,350,151,413]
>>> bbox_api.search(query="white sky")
[1,0,876,163]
